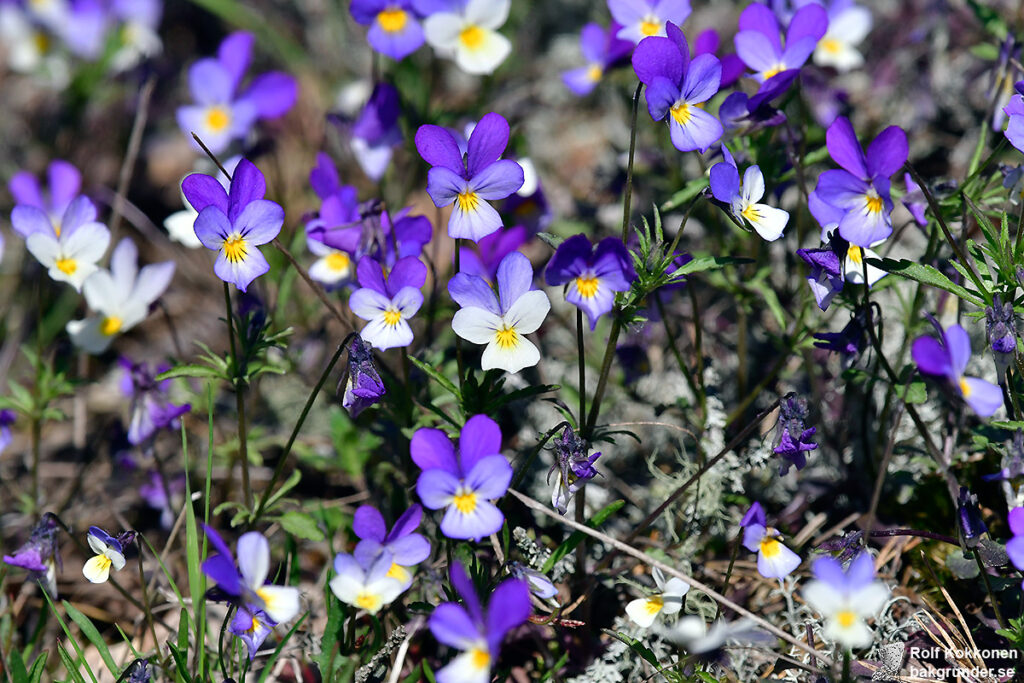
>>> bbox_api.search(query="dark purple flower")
[773,393,817,475]
[183,159,285,292]
[902,172,928,228]
[351,83,402,181]
[139,470,185,529]
[3,513,61,596]
[562,22,633,96]
[718,72,796,134]
[809,116,908,247]
[0,409,14,455]
[734,3,827,83]
[545,234,636,330]
[1006,507,1024,571]
[1003,81,1024,154]
[349,0,424,60]
[547,425,601,514]
[956,487,987,549]
[632,22,723,153]
[797,236,845,311]
[813,309,868,368]
[912,321,1002,417]
[429,562,530,682]
[352,504,431,588]
[176,31,298,154]
[985,295,1017,373]
[507,561,557,599]
[416,112,524,241]
[119,358,190,446]
[693,28,744,87]
[342,334,387,418]
[229,608,275,660]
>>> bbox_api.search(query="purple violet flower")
[547,425,602,515]
[608,0,692,44]
[562,22,633,96]
[183,159,285,292]
[796,239,845,311]
[352,504,431,589]
[802,552,888,649]
[773,393,817,475]
[139,470,185,530]
[709,148,789,241]
[349,0,424,61]
[1003,82,1024,155]
[545,234,636,330]
[449,251,551,374]
[733,3,827,83]
[351,82,403,181]
[1006,507,1024,571]
[176,31,298,155]
[902,173,928,228]
[740,502,801,579]
[429,561,530,683]
[413,414,513,541]
[229,608,275,660]
[8,159,81,235]
[809,116,908,247]
[23,195,111,292]
[3,513,61,596]
[349,256,426,350]
[416,112,524,241]
[632,22,723,154]
[83,526,128,584]
[912,321,1002,417]
[458,225,530,281]
[693,27,745,87]
[342,335,387,418]
[508,561,558,600]
[813,309,868,368]
[0,409,14,455]
[119,358,190,445]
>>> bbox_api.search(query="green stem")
[654,294,700,409]
[30,417,40,514]
[974,550,1008,631]
[136,546,159,657]
[841,649,851,682]
[621,83,643,243]
[576,309,586,428]
[584,320,622,437]
[455,239,465,391]
[224,283,252,510]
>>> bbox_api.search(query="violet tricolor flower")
[902,173,928,227]
[349,256,426,350]
[740,502,801,579]
[632,22,723,154]
[912,322,1002,417]
[545,234,636,330]
[230,608,274,661]
[351,83,403,181]
[797,234,846,311]
[83,527,128,584]
[813,310,868,368]
[413,415,513,541]
[342,335,387,417]
[986,294,1017,374]
[66,239,175,353]
[423,0,511,75]
[709,151,789,241]
[119,358,191,445]
[802,553,888,649]
[625,566,689,628]
[23,196,110,292]
[458,225,530,281]
[734,3,827,82]
[609,0,691,44]
[450,251,550,373]
[329,551,404,614]
[773,393,817,475]
[429,562,530,683]
[416,112,524,241]
[176,31,298,155]
[810,116,908,247]
[547,425,602,515]
[813,1,871,72]
[1006,507,1024,571]
[167,156,241,249]
[140,470,185,530]
[183,159,284,292]
[0,409,14,455]
[508,561,558,600]
[202,527,300,625]
[562,22,633,96]
[349,0,424,61]
[1003,82,1024,154]
[9,159,81,234]
[3,513,61,597]
[352,504,431,589]
[957,487,988,548]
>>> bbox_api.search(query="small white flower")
[423,0,512,75]
[329,552,405,615]
[82,528,127,584]
[624,566,689,628]
[452,290,549,374]
[730,166,789,242]
[844,242,887,286]
[813,6,872,73]
[26,217,110,292]
[307,240,354,287]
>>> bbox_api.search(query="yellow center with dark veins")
[222,235,248,263]
[101,316,123,336]
[640,17,661,36]
[741,205,762,223]
[865,192,884,214]
[836,610,856,628]
[764,64,786,80]
[383,308,402,326]
[495,325,519,349]
[820,37,842,54]
[248,617,263,634]
[460,25,485,50]
[326,251,351,272]
[644,595,664,615]
[377,7,408,33]
[470,647,491,670]
[453,487,478,514]
[55,257,77,275]
[671,102,693,125]
[93,555,112,572]
[205,106,231,133]
[356,591,382,611]
[575,275,599,298]
[960,377,972,397]
[456,190,480,213]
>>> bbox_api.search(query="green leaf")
[26,652,48,683]
[409,356,461,399]
[167,643,193,683]
[63,601,118,678]
[263,469,303,512]
[278,510,326,541]
[660,176,709,212]
[872,258,986,306]
[157,364,227,381]
[9,648,30,683]
[905,380,928,405]
[57,644,88,683]
[541,500,625,574]
[603,630,662,669]
[671,255,751,276]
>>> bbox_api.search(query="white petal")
[423,12,462,51]
[851,582,889,617]
[741,166,765,204]
[502,290,550,334]
[625,597,662,628]
[106,548,126,571]
[82,270,121,313]
[465,0,509,30]
[238,532,270,589]
[361,317,413,350]
[455,28,511,75]
[67,317,113,354]
[452,307,502,345]
[802,580,844,615]
[823,614,872,649]
[436,647,493,683]
[481,336,539,374]
[82,555,111,583]
[165,210,203,248]
[256,585,300,624]
[746,204,789,241]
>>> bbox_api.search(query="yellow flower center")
[101,316,123,336]
[836,610,856,628]
[377,7,408,33]
[53,221,61,238]
[820,37,842,55]
[453,487,478,514]
[383,308,403,326]
[94,555,112,572]
[460,25,485,50]
[587,64,603,82]
[847,244,863,265]
[386,563,411,584]
[865,192,884,214]
[205,106,231,133]
[456,190,480,213]
[640,17,661,36]
[356,591,382,612]
[494,325,520,349]
[960,377,972,397]
[759,537,782,558]
[741,204,763,223]
[34,31,49,53]
[248,617,263,634]
[644,595,664,615]
[670,102,693,125]
[326,251,351,272]
[222,234,248,263]
[55,257,77,275]
[575,275,599,299]
[764,64,786,80]
[470,647,491,670]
